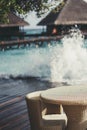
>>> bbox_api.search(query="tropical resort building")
[38,0,87,35]
[0,12,29,41]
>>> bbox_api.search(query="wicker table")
[40,85,87,130]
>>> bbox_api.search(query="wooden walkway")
[0,35,63,50]
[0,78,51,130]
[0,32,87,50]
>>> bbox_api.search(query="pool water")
[0,28,87,85]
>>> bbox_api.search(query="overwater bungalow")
[0,12,29,41]
[0,12,64,50]
[38,0,87,36]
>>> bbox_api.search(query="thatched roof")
[38,0,87,25]
[0,12,29,27]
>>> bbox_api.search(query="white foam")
[83,0,87,3]
[50,29,87,84]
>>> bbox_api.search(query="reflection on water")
[0,29,87,85]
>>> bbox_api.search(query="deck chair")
[25,91,67,130]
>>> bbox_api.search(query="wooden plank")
[0,97,26,113]
[0,96,23,107]
[0,95,21,103]
[0,95,30,130]
[0,114,29,130]
[0,105,27,120]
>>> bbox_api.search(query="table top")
[40,85,87,105]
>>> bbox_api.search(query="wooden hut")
[38,0,87,35]
[0,12,29,41]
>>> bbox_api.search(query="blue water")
[0,28,87,85]
[25,28,46,34]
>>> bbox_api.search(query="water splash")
[50,29,87,84]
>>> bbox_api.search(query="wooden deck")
[0,95,30,130]
[0,78,52,130]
